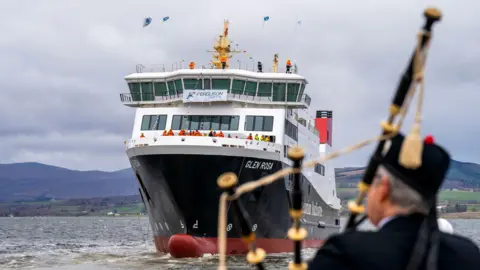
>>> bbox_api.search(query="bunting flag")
[143,17,152,27]
[162,16,170,22]
[297,20,302,25]
[263,16,270,22]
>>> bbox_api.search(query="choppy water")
[0,217,479,269]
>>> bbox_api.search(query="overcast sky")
[0,0,478,171]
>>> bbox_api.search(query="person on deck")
[220,56,227,69]
[162,130,167,136]
[265,136,270,142]
[286,59,292,73]
[260,135,265,141]
[208,130,213,137]
[218,131,224,137]
[254,134,259,141]
[178,129,185,136]
[308,133,480,270]
[167,129,174,136]
[247,133,253,140]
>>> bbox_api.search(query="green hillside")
[335,159,480,189]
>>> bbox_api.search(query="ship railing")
[135,61,301,74]
[120,92,310,107]
[120,93,183,103]
[125,136,282,153]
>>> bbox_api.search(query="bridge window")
[245,116,274,132]
[258,82,272,97]
[141,115,167,130]
[244,81,257,96]
[183,79,202,89]
[212,79,230,90]
[287,83,300,102]
[314,164,325,176]
[285,120,298,141]
[171,115,240,131]
[154,82,168,96]
[128,82,141,101]
[174,79,183,94]
[272,83,286,101]
[298,83,306,101]
[203,79,211,89]
[141,82,154,101]
[167,81,176,95]
[232,79,246,94]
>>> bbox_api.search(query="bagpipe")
[216,7,442,270]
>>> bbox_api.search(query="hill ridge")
[1,159,479,202]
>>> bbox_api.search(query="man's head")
[366,164,429,226]
[365,133,451,227]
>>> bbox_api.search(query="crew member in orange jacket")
[286,59,292,73]
[220,56,227,69]
[167,129,174,136]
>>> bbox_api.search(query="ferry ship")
[121,20,341,258]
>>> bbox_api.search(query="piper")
[308,133,480,270]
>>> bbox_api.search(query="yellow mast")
[208,19,242,69]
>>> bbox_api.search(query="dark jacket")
[308,214,480,270]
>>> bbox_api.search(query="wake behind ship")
[121,20,341,258]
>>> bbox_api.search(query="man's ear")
[378,176,390,202]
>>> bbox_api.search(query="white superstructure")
[122,66,340,209]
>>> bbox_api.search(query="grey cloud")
[0,0,479,171]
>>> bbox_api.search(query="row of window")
[140,114,274,132]
[127,78,305,102]
[141,115,167,130]
[171,115,240,131]
[285,120,299,141]
[245,116,274,132]
[141,114,314,138]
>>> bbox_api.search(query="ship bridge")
[120,18,311,109]
[121,68,311,108]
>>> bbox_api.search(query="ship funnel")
[314,110,333,146]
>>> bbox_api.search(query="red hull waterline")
[154,234,325,258]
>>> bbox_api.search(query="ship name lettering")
[193,220,198,229]
[302,203,323,217]
[245,160,274,170]
[227,223,232,231]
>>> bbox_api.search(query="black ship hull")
[128,146,340,258]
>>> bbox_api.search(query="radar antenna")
[207,19,243,69]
